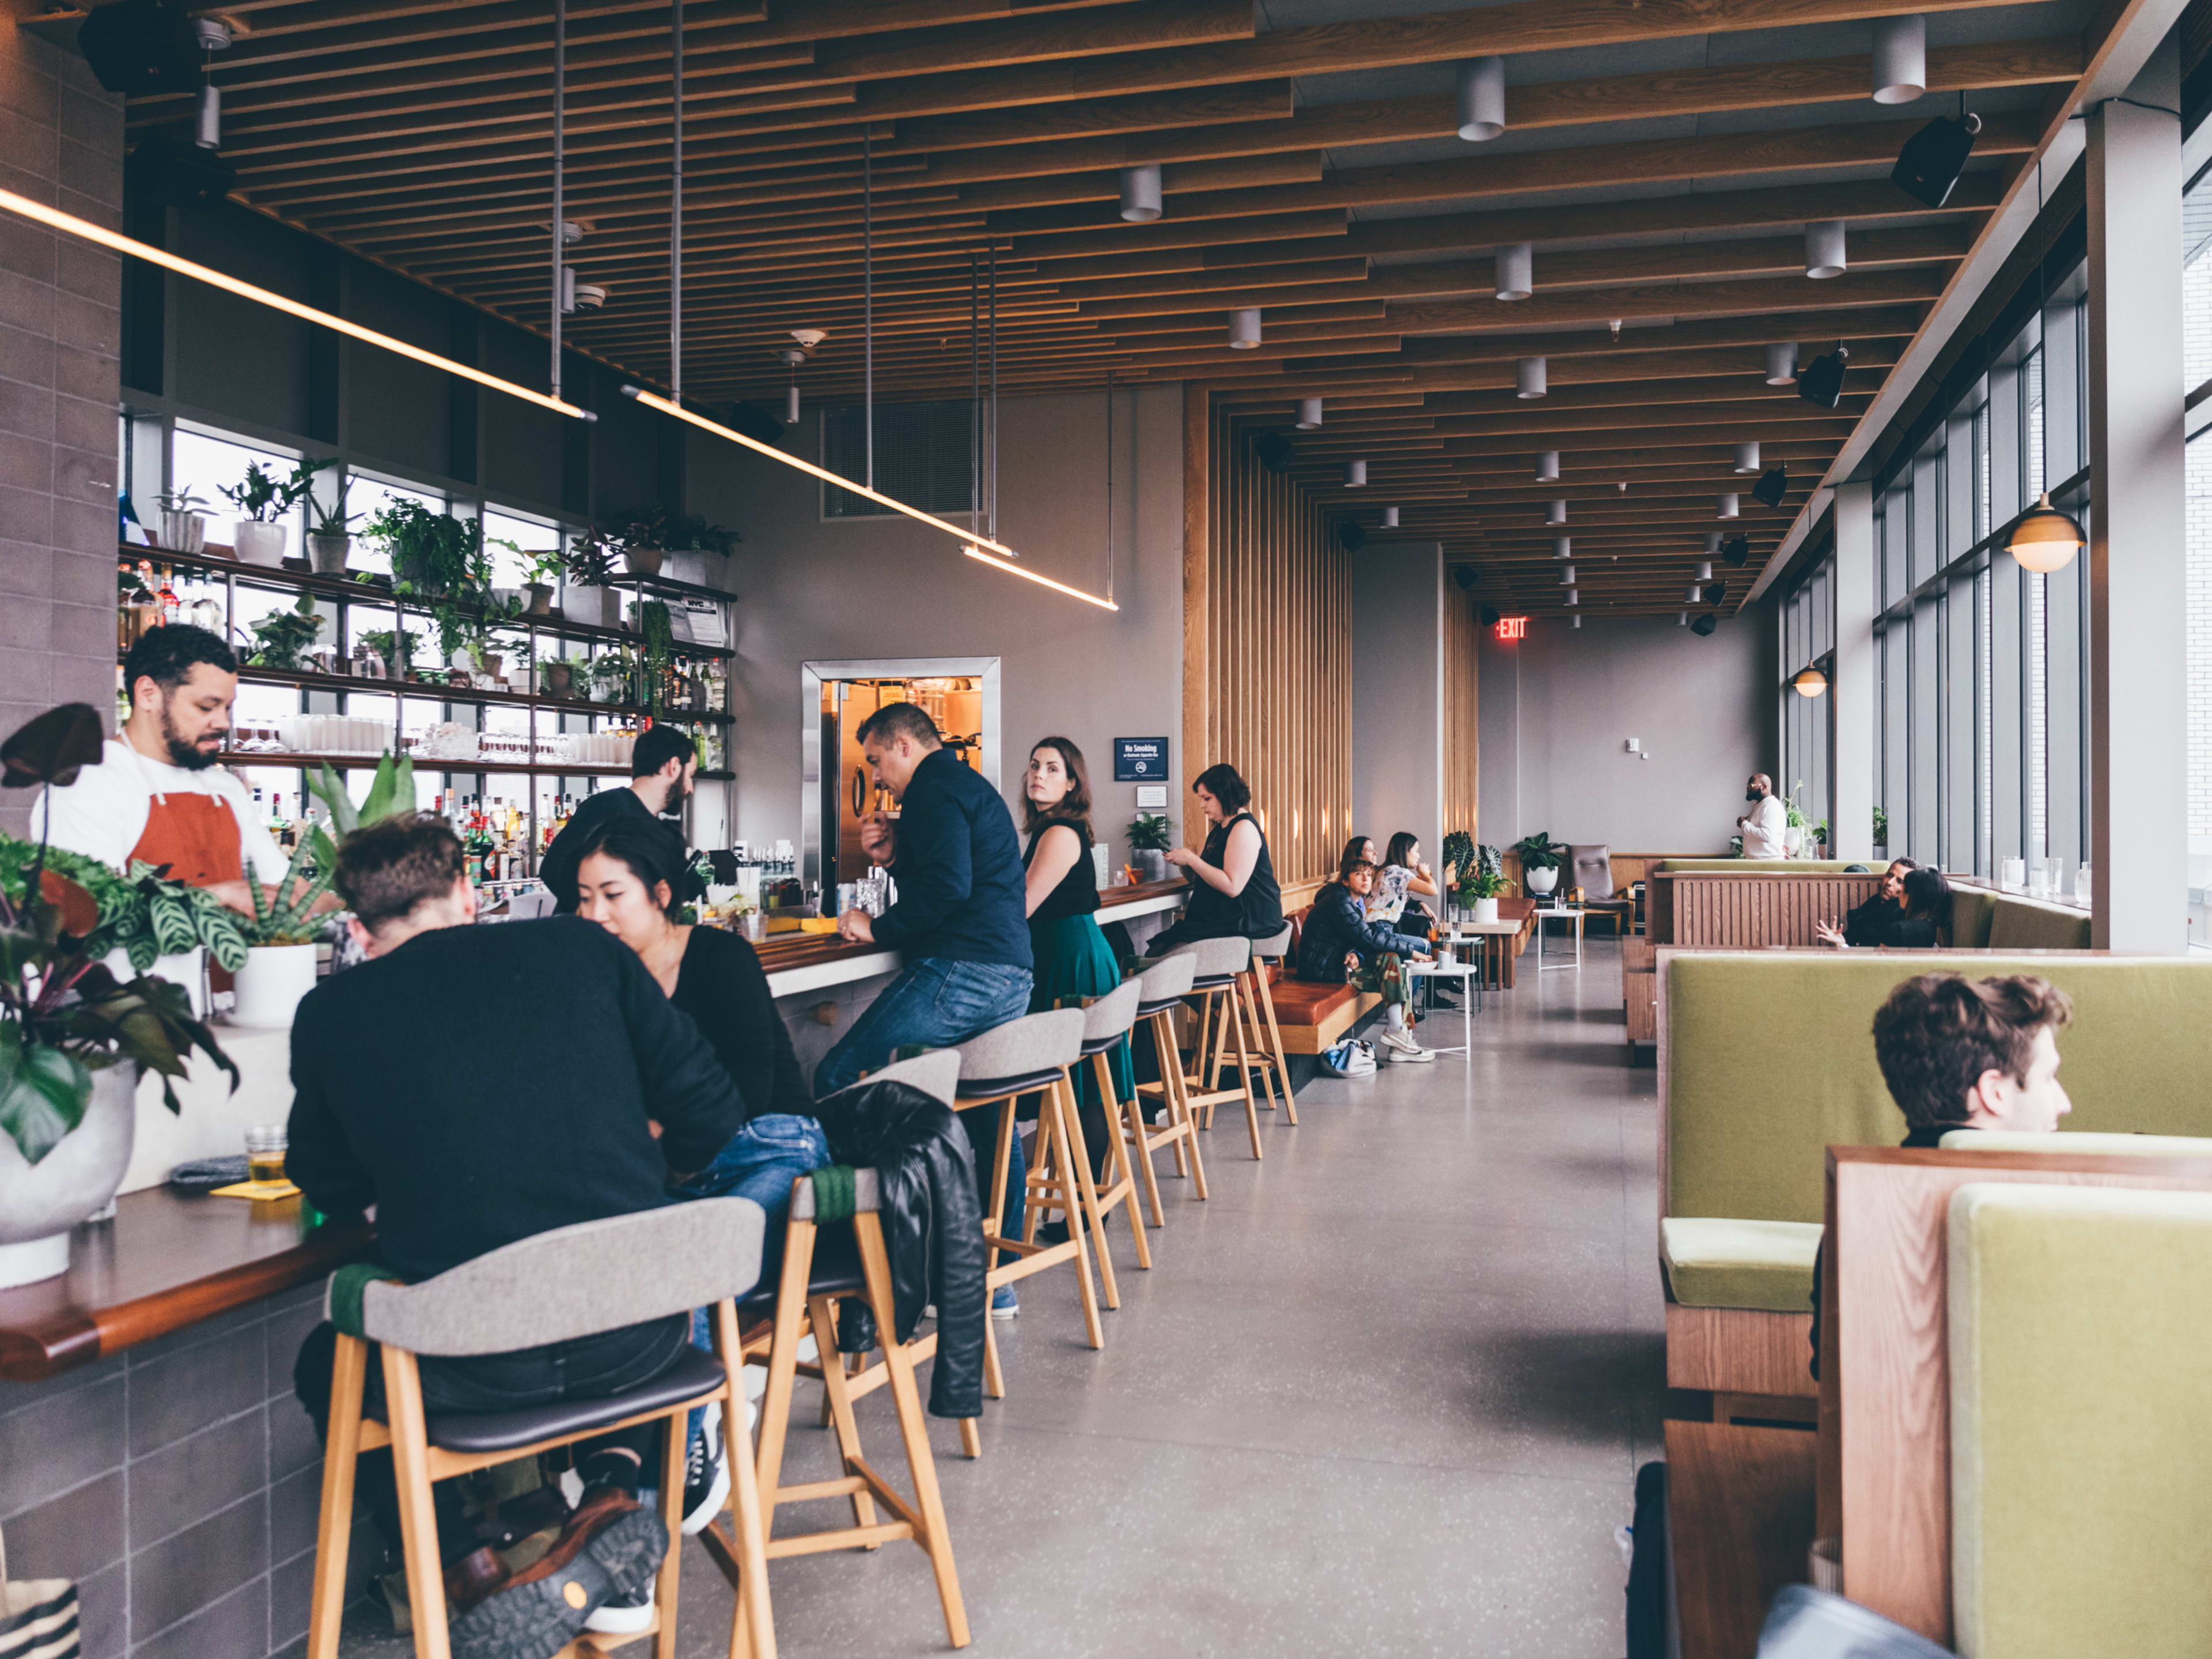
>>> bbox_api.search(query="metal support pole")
[988,244,998,544]
[1104,370,1113,605]
[863,131,873,491]
[669,0,681,396]
[550,0,564,400]
[969,252,980,531]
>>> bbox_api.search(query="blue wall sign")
[1113,737,1169,782]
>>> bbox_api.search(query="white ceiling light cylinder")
[1517,355,1547,399]
[1766,341,1798,385]
[1554,536,1571,559]
[785,384,800,423]
[1806,219,1847,279]
[1345,459,1367,487]
[1679,611,1690,626]
[1870,14,1927,105]
[1381,506,1400,528]
[1495,241,1533,301]
[1571,614,1582,628]
[1560,565,1577,584]
[1706,532,1723,555]
[1565,588,1579,606]
[1734,442,1760,474]
[1696,560,1714,582]
[1718,493,1740,519]
[1457,55,1506,141]
[1119,163,1163,222]
[195,81,220,149]
[1229,306,1262,349]
[1546,498,1567,525]
[1536,450,1560,481]
[1296,396,1323,430]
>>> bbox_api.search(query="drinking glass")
[244,1124,288,1185]
[2000,857,2026,892]
[2074,865,2094,904]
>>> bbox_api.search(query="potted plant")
[153,487,209,555]
[637,600,675,714]
[0,704,238,1288]
[1127,812,1174,883]
[604,504,736,581]
[1513,831,1565,896]
[370,502,490,665]
[357,627,419,679]
[306,475,360,575]
[245,595,325,672]
[591,649,636,705]
[1456,855,1513,926]
[540,652,585,700]
[1782,781,1809,858]
[563,529,624,630]
[1872,805,1889,858]
[218,457,328,568]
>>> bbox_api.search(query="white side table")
[1403,959,1479,1055]
[1534,907,1585,971]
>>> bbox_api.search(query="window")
[820,400,976,518]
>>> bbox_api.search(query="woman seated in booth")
[1145,762,1285,955]
[1296,853,1435,1064]
[1372,832,1443,934]
[1815,863,1952,949]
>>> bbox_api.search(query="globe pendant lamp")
[1792,665,1828,698]
[2008,492,2084,573]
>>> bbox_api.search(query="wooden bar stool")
[1060,977,1150,1271]
[1150,937,1263,1161]
[710,1161,969,1651]
[1233,923,1297,1126]
[306,1201,775,1659]
[1122,952,1208,1222]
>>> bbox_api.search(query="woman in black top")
[1146,762,1285,954]
[1022,738,1130,1176]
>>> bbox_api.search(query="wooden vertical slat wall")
[1442,582,1482,855]
[1179,400,1353,904]
[1666,874,1884,946]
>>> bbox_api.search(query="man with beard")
[38,623,306,918]
[1735,771,1789,858]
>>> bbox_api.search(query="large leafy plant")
[1127,812,1174,852]
[604,504,736,554]
[247,595,325,671]
[239,755,416,947]
[0,705,237,1164]
[1442,830,1476,886]
[218,457,330,524]
[0,839,245,975]
[1511,831,1564,873]
[369,501,486,661]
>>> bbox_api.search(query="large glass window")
[2180,159,2212,944]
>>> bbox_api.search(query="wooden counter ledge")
[0,1186,373,1382]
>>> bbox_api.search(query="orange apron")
[130,790,247,989]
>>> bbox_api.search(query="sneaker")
[680,1403,729,1536]
[584,1585,655,1636]
[991,1284,1019,1320]
[448,1490,666,1659]
[1381,1031,1433,1063]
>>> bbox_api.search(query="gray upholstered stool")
[1123,952,1209,1215]
[950,1008,1105,1377]
[306,1200,774,1659]
[1066,977,1151,1272]
[1149,935,1264,1161]
[1236,923,1298,1126]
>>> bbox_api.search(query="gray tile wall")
[0,1282,374,1659]
[0,8,126,838]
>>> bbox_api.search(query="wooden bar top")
[0,1187,372,1382]
[744,876,1192,976]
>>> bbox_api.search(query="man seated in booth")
[1809,972,2075,1377]
[1813,856,1918,948]
[1296,854,1437,1065]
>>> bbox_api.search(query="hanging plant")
[638,600,675,714]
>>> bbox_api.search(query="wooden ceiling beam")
[1288,417,1854,456]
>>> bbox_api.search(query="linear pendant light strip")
[0,188,594,422]
[622,385,1116,611]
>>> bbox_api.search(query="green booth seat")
[1654,859,1869,873]
[1658,1217,1823,1311]
[1942,1130,2212,1157]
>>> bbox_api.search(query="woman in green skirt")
[1021,736,1132,1179]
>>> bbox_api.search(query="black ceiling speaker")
[1690,612,1719,637]
[1720,533,1751,568]
[78,0,202,94]
[1336,520,1368,552]
[1479,604,1501,626]
[1751,461,1788,509]
[1892,112,1981,209]
[1702,579,1729,607]
[704,399,787,445]
[125,134,234,209]
[1453,566,1478,590]
[1798,344,1849,409]
[1252,430,1294,475]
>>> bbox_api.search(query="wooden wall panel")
[1658,873,1882,946]
[1442,581,1482,855]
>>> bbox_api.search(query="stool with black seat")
[1120,952,1208,1222]
[1233,923,1297,1127]
[305,1200,775,1659]
[1142,937,1263,1161]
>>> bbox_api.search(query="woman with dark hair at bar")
[1145,762,1285,955]
[1021,737,1132,1177]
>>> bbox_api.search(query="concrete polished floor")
[340,949,1666,1658]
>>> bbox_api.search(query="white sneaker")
[1382,1031,1433,1063]
[585,1585,656,1635]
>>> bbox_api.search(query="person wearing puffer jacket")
[1294,855,1436,1063]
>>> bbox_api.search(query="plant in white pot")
[1513,831,1565,896]
[218,457,328,568]
[562,529,624,630]
[0,704,238,1289]
[1127,811,1174,884]
[605,504,736,581]
[153,487,209,555]
[1455,856,1513,927]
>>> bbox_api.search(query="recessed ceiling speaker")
[1721,533,1751,567]
[1119,163,1163,222]
[1296,397,1323,430]
[1517,355,1547,399]
[1345,459,1368,486]
[1870,14,1926,104]
[1457,55,1505,141]
[1799,344,1850,408]
[124,134,234,209]
[1536,450,1560,482]
[1893,111,1982,208]
[1252,430,1294,474]
[1691,613,1719,637]
[1381,506,1400,528]
[1703,579,1729,607]
[1718,493,1740,520]
[1546,498,1566,525]
[1806,219,1847,279]
[1338,521,1368,552]
[78,0,203,94]
[1734,442,1760,474]
[1229,307,1262,349]
[1495,241,1533,301]
[1766,342,1799,385]
[1752,461,1789,508]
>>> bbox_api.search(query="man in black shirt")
[288,813,749,1649]
[1815,857,1916,948]
[538,723,703,913]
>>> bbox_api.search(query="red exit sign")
[1495,616,1528,641]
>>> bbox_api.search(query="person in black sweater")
[537,723,704,914]
[1815,858,1918,948]
[814,701,1033,1098]
[287,813,749,1645]
[1146,763,1285,954]
[1296,855,1435,1064]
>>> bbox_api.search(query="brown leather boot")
[442,1546,510,1615]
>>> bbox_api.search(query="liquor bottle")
[156,565,181,624]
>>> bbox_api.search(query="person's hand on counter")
[859,812,896,865]
[836,908,876,943]
[1164,847,1199,871]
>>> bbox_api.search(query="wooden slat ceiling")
[141,0,2109,615]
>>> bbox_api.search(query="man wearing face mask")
[1735,772,1789,858]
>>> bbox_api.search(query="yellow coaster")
[210,1178,302,1201]
[797,916,840,934]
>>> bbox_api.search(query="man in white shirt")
[38,623,291,911]
[1736,772,1789,858]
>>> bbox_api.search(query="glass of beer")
[245,1124,288,1186]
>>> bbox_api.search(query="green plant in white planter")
[0,704,238,1288]
[1512,831,1565,896]
[219,457,328,567]
[1127,812,1175,884]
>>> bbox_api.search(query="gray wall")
[1476,613,1777,855]
[0,6,125,834]
[1350,542,1445,865]
[688,383,1183,872]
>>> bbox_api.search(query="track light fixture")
[1119,163,1163,222]
[1382,506,1400,528]
[1346,459,1368,486]
[1457,56,1506,141]
[1517,355,1547,399]
[1565,588,1579,606]
[1296,397,1323,430]
[1691,613,1719,637]
[1766,342,1799,385]
[1718,494,1740,520]
[1229,307,1262,349]
[1561,565,1577,584]
[1733,442,1760,474]
[1547,499,1567,525]
[2007,492,2086,573]
[1870,14,1926,104]
[1536,451,1560,482]
[1893,107,1982,208]
[1752,461,1789,508]
[1798,344,1849,408]
[1721,533,1751,567]
[1805,219,1847,279]
[1495,241,1533,301]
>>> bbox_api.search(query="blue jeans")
[811,957,1035,1099]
